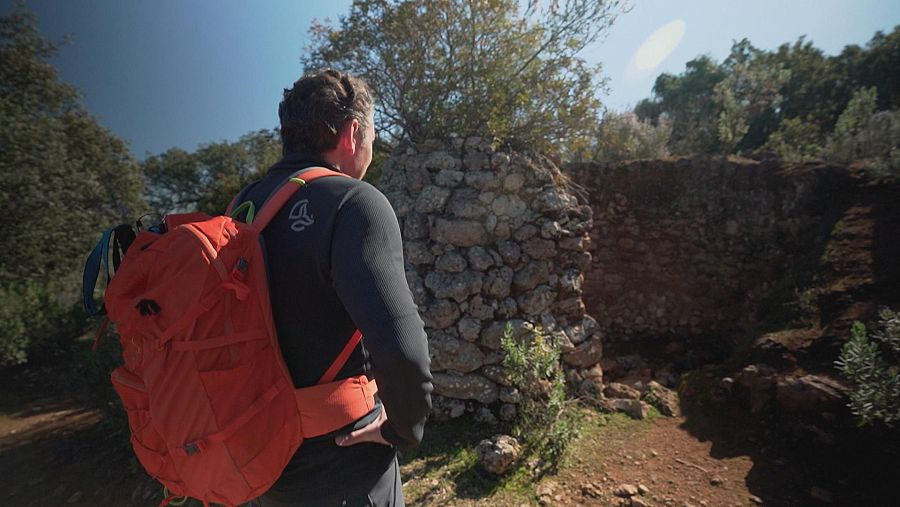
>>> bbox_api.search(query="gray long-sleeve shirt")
[241,153,432,500]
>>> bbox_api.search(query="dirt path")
[2,388,892,506]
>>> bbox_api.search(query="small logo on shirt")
[289,199,314,231]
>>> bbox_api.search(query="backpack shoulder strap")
[226,181,260,217]
[253,167,349,230]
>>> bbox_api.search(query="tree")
[635,55,726,155]
[851,27,900,112]
[713,39,790,153]
[303,0,623,156]
[143,129,281,215]
[767,37,843,135]
[634,27,900,157]
[0,4,144,364]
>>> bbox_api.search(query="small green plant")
[836,308,900,427]
[501,322,580,472]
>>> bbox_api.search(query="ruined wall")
[379,138,601,416]
[566,157,849,342]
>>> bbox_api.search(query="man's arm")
[329,182,433,450]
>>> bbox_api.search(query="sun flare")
[633,19,686,71]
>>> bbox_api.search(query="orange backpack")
[83,168,377,507]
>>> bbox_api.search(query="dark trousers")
[254,456,404,507]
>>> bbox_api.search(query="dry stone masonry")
[566,157,850,341]
[379,137,601,414]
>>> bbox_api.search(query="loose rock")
[476,435,521,475]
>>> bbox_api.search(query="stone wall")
[566,157,849,342]
[380,138,602,415]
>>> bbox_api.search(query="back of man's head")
[279,69,374,156]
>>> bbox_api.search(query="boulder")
[415,185,451,213]
[447,189,486,219]
[432,372,499,404]
[604,382,641,400]
[435,169,465,187]
[562,335,603,367]
[429,334,485,373]
[476,435,521,475]
[436,250,467,273]
[775,374,849,412]
[521,237,557,260]
[457,316,482,342]
[513,261,551,292]
[430,218,486,247]
[466,245,495,271]
[403,211,431,240]
[517,285,556,316]
[425,270,483,302]
[480,319,534,350]
[641,381,681,417]
[604,398,651,420]
[481,365,513,386]
[421,299,460,329]
[484,266,514,299]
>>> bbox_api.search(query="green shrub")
[824,87,900,177]
[501,322,580,471]
[763,117,825,162]
[836,308,900,427]
[0,279,84,366]
[589,110,671,163]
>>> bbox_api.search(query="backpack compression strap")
[318,330,364,385]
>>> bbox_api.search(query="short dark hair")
[278,69,374,155]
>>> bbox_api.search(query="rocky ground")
[3,363,896,507]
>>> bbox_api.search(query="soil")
[4,372,895,507]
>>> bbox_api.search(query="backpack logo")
[289,199,314,231]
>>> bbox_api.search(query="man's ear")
[340,118,361,154]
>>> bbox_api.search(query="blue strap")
[83,229,112,316]
[100,227,111,283]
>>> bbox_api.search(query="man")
[243,69,432,506]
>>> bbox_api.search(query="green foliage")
[0,4,143,365]
[303,0,623,156]
[827,87,879,161]
[822,87,900,177]
[588,110,671,163]
[142,129,281,215]
[762,117,825,162]
[501,322,580,471]
[836,309,900,427]
[713,39,790,154]
[635,27,900,157]
[634,55,726,155]
[0,281,47,365]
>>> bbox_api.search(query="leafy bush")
[824,87,900,177]
[836,308,900,427]
[0,279,85,366]
[501,322,580,471]
[763,117,825,162]
[589,110,671,163]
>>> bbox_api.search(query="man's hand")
[335,406,391,447]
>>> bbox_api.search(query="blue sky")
[6,0,899,158]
